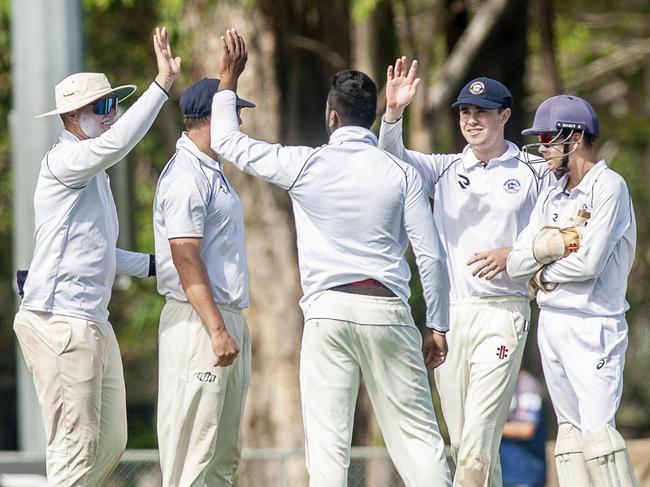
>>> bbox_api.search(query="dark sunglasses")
[92,96,118,115]
[537,134,556,144]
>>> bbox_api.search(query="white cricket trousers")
[538,307,628,430]
[13,307,127,486]
[300,291,452,487]
[435,296,529,487]
[157,300,251,487]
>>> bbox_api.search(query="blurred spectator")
[500,370,547,487]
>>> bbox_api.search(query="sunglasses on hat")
[92,96,118,115]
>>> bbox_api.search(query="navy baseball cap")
[180,78,255,118]
[452,77,512,110]
[522,94,599,137]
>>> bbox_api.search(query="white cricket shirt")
[379,118,553,300]
[507,160,636,316]
[210,90,450,331]
[153,133,249,308]
[21,82,167,323]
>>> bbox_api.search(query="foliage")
[1,0,650,450]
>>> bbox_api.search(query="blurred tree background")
[0,0,649,467]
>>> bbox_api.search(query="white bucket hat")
[36,72,136,118]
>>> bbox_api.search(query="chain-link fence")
[0,448,406,486]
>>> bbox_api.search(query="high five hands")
[218,28,248,92]
[385,56,421,123]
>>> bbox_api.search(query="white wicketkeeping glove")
[532,226,581,264]
[527,267,558,296]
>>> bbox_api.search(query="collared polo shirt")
[154,133,249,308]
[507,160,636,316]
[379,118,554,300]
[21,82,167,323]
[210,90,450,331]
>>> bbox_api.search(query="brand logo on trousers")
[596,359,606,370]
[496,345,508,359]
[196,371,217,383]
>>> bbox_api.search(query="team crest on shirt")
[469,81,485,95]
[503,178,521,193]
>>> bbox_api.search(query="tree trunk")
[444,0,530,149]
[182,2,306,484]
[536,0,561,95]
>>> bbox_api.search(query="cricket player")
[507,95,638,487]
[153,77,255,486]
[211,29,452,487]
[13,28,180,485]
[378,58,554,486]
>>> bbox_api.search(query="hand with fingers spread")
[218,28,248,93]
[385,56,421,123]
[423,330,448,370]
[468,247,511,280]
[153,26,181,92]
[210,326,240,367]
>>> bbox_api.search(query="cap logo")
[469,81,485,95]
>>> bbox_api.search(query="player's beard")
[79,111,109,138]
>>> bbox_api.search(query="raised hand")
[218,28,248,92]
[385,56,421,122]
[153,26,181,92]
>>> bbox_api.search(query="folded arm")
[544,183,633,283]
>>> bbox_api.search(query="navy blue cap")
[452,77,512,110]
[180,78,255,118]
[522,94,599,137]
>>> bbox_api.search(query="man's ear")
[328,109,341,131]
[499,107,512,125]
[62,110,80,123]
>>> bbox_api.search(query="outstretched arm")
[48,26,181,188]
[211,28,315,189]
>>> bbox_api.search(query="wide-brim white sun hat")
[36,72,136,118]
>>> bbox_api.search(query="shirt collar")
[462,140,520,169]
[177,132,223,170]
[571,160,608,194]
[328,126,378,146]
[60,129,81,142]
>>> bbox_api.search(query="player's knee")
[583,424,637,487]
[554,423,591,485]
[555,422,584,457]
[455,450,491,486]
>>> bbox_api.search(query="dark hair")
[327,70,377,129]
[184,116,210,131]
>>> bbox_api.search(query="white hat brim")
[36,84,137,118]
